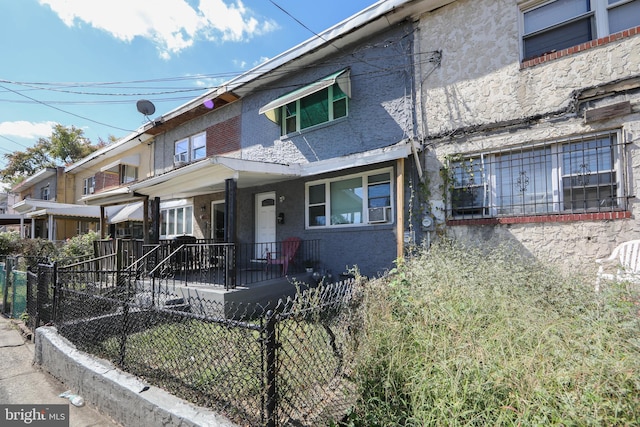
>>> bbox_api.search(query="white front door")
[255,192,276,258]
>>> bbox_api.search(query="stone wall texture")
[416,0,640,273]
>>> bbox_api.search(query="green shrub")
[346,240,640,426]
[0,231,22,256]
[55,230,99,264]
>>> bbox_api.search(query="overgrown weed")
[345,240,640,426]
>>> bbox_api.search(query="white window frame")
[160,204,194,239]
[174,132,206,165]
[119,165,138,184]
[521,0,640,60]
[82,177,95,195]
[305,167,393,229]
[40,186,50,201]
[281,84,348,135]
[449,131,624,218]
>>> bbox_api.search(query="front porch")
[59,238,324,315]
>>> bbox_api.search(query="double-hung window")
[282,83,348,134]
[174,132,206,165]
[83,176,95,195]
[522,0,640,60]
[306,168,393,228]
[120,164,138,184]
[160,205,193,238]
[259,69,351,135]
[449,131,624,218]
[40,186,50,201]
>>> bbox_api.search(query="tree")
[47,124,98,165]
[1,140,55,184]
[1,124,102,185]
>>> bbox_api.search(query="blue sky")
[0,0,378,167]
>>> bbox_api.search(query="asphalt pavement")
[0,314,122,426]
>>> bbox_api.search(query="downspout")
[396,158,405,261]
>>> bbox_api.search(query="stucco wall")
[415,0,640,273]
[416,0,640,136]
[241,23,415,165]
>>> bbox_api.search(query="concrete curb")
[34,326,238,427]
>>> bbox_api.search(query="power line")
[0,83,135,133]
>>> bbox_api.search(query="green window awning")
[259,68,351,122]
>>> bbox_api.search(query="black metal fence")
[46,262,359,426]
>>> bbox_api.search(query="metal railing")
[142,238,321,288]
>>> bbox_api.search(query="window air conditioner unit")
[89,187,95,194]
[174,153,188,166]
[368,206,389,223]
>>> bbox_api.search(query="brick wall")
[207,116,241,156]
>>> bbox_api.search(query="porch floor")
[136,269,318,318]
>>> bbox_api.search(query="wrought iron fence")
[140,238,321,289]
[47,265,359,426]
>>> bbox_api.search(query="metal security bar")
[448,131,626,218]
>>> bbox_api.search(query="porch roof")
[0,214,31,225]
[12,199,135,222]
[129,156,302,199]
[80,186,142,206]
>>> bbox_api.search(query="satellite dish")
[136,99,156,117]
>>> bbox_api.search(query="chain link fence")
[46,263,361,426]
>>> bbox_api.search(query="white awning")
[109,202,144,224]
[259,68,351,122]
[100,154,141,172]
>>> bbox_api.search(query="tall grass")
[345,240,640,426]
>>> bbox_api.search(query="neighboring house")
[65,132,153,240]
[9,167,98,240]
[415,0,640,270]
[122,0,444,278]
[0,191,25,233]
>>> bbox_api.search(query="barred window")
[449,132,625,218]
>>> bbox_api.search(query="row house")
[61,0,640,284]
[415,0,640,271]
[75,0,443,284]
[9,166,99,240]
[65,133,153,239]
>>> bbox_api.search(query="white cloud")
[39,0,278,59]
[0,121,56,139]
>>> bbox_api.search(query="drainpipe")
[396,158,405,261]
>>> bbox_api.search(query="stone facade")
[414,0,640,273]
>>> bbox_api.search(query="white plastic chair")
[595,240,640,291]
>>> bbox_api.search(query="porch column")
[143,196,150,244]
[100,205,106,239]
[396,158,405,260]
[19,217,24,238]
[151,197,160,244]
[224,178,237,243]
[30,217,35,238]
[48,214,54,241]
